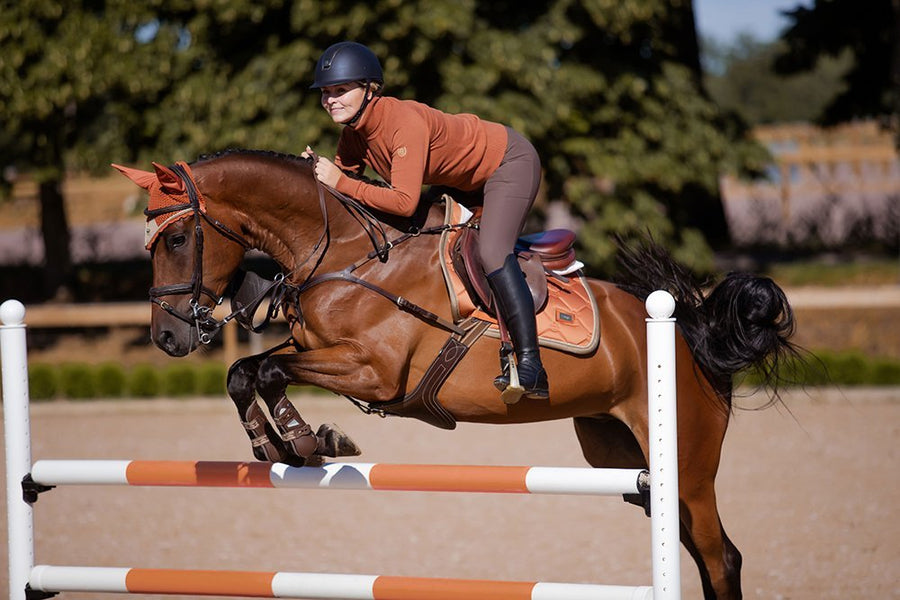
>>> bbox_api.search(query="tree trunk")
[672,0,703,77]
[39,178,73,300]
[892,0,900,149]
[675,0,732,248]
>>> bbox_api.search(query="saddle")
[450,224,580,318]
[440,198,600,355]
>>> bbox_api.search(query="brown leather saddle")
[450,225,577,318]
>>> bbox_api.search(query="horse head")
[113,161,249,356]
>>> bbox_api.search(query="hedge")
[18,349,900,402]
[26,362,226,401]
[738,349,900,388]
[95,362,127,398]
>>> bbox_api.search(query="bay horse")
[114,150,796,600]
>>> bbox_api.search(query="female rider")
[308,41,548,401]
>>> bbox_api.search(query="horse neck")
[196,157,392,281]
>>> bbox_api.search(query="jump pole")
[29,460,648,495]
[28,566,653,599]
[3,292,681,599]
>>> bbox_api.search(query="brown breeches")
[479,127,542,273]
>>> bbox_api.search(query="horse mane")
[193,148,390,189]
[195,148,313,166]
[192,147,417,245]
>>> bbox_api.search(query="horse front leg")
[226,356,290,464]
[256,349,366,466]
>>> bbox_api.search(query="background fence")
[721,121,900,247]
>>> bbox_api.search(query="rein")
[297,222,468,335]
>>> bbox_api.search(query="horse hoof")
[315,423,362,457]
[278,454,308,468]
[304,455,326,467]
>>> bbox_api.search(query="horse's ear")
[152,162,186,194]
[111,164,156,190]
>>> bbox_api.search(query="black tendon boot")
[487,254,549,403]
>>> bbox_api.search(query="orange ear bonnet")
[112,161,206,249]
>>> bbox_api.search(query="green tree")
[454,0,759,268]
[774,0,899,141]
[0,1,189,299]
[3,0,766,292]
[145,0,761,273]
[704,33,852,126]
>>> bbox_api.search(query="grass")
[738,348,900,388]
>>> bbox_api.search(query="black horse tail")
[614,240,799,405]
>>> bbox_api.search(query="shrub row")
[27,362,227,401]
[18,348,900,402]
[739,348,900,388]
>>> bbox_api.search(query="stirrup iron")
[497,342,525,405]
[500,357,526,405]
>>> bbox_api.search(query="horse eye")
[168,233,187,249]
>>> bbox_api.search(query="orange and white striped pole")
[30,459,647,496]
[30,565,653,600]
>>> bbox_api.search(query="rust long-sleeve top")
[333,96,508,217]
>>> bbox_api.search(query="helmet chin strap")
[345,82,374,127]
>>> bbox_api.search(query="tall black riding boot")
[487,254,549,402]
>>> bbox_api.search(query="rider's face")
[320,83,367,124]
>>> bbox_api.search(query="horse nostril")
[157,330,175,352]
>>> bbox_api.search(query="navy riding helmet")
[311,42,384,89]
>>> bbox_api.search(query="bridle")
[146,163,257,344]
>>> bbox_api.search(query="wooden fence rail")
[14,286,900,366]
[23,302,262,365]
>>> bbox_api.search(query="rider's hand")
[313,156,342,188]
[300,145,313,159]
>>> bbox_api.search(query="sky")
[693,0,814,43]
